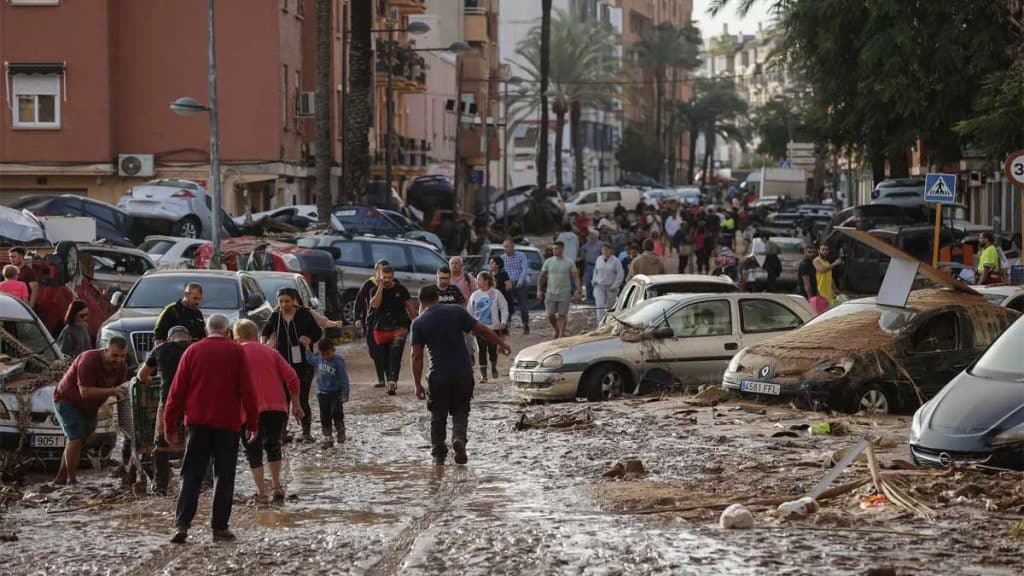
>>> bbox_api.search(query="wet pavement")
[2,308,1023,575]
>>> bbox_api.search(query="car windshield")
[125,277,240,309]
[971,317,1024,380]
[649,282,736,296]
[255,277,297,301]
[614,298,679,327]
[140,239,174,255]
[0,317,58,374]
[805,302,917,333]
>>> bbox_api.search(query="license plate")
[30,435,66,448]
[740,380,781,396]
[512,370,533,383]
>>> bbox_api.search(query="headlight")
[910,405,925,443]
[98,326,123,347]
[726,355,742,374]
[992,424,1024,447]
[540,354,563,369]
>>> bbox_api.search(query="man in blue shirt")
[500,238,531,334]
[410,285,510,466]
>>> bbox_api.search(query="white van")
[564,186,643,217]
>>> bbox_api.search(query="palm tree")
[537,0,552,197]
[511,8,618,192]
[343,0,372,203]
[314,0,332,224]
[632,22,702,180]
[694,78,749,185]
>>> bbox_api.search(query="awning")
[5,61,66,75]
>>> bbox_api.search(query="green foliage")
[955,69,1024,162]
[616,129,664,180]
[752,96,808,160]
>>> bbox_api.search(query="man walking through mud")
[537,240,579,339]
[136,325,192,494]
[164,314,258,544]
[410,286,510,465]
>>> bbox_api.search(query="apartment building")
[0,0,351,215]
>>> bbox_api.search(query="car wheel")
[852,384,892,414]
[340,291,358,325]
[583,363,628,402]
[173,216,202,239]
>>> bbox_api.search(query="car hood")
[917,371,1024,437]
[102,307,241,333]
[515,326,619,363]
[0,384,56,413]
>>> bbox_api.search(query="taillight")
[171,189,196,198]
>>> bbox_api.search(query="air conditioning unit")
[118,154,155,178]
[296,91,315,118]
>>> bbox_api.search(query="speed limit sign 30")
[1005,150,1024,188]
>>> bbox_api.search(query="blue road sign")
[469,169,484,184]
[924,173,956,204]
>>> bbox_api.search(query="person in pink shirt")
[0,265,29,302]
[233,319,302,502]
[448,256,477,301]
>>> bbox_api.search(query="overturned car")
[722,289,1018,414]
[0,293,116,467]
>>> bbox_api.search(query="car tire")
[340,290,358,325]
[173,216,202,239]
[583,363,628,402]
[850,383,892,414]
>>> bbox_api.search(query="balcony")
[372,136,432,173]
[458,126,499,161]
[390,0,426,14]
[375,40,427,93]
[464,7,489,44]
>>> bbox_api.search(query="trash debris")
[1009,520,1024,543]
[603,459,647,479]
[771,430,800,438]
[872,435,898,448]
[859,495,887,509]
[732,404,767,415]
[687,386,729,407]
[513,408,594,431]
[719,503,755,529]
[808,422,832,436]
[0,530,18,542]
[777,496,819,518]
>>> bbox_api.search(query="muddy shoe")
[336,428,346,443]
[321,436,334,448]
[523,327,530,335]
[170,529,188,544]
[212,529,236,542]
[491,365,499,379]
[479,367,488,383]
[386,381,397,396]
[373,381,386,388]
[432,454,446,466]
[301,434,316,443]
[452,439,468,465]
[272,487,286,502]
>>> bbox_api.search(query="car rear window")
[125,277,240,309]
[650,282,737,296]
[142,240,174,255]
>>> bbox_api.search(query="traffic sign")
[1004,150,1024,188]
[924,172,956,204]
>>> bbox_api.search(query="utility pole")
[340,5,348,201]
[207,0,222,269]
[385,24,395,201]
[502,76,510,231]
[454,59,464,208]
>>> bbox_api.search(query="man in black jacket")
[154,283,206,344]
[355,260,389,388]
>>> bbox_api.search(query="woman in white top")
[592,243,625,324]
[467,272,509,382]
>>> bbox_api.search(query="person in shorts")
[53,338,129,484]
[537,240,579,338]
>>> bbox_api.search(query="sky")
[691,0,777,39]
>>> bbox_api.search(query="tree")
[314,0,332,224]
[631,21,702,182]
[694,78,748,185]
[752,96,807,161]
[537,0,552,197]
[342,0,372,202]
[511,7,618,192]
[616,129,663,180]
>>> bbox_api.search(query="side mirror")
[246,292,265,310]
[652,326,674,339]
[110,290,125,309]
[310,297,322,310]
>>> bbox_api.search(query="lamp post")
[170,0,221,268]
[501,74,524,232]
[383,20,430,201]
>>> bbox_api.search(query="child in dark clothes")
[311,339,350,447]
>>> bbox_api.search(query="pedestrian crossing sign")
[924,173,956,204]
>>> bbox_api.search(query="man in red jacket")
[164,314,258,544]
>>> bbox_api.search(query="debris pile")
[603,459,647,480]
[513,408,594,431]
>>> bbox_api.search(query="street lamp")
[169,0,222,268]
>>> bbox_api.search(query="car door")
[737,298,806,347]
[368,242,418,291]
[599,189,622,214]
[659,299,739,386]
[411,245,447,280]
[240,275,271,326]
[330,239,371,284]
[902,310,970,402]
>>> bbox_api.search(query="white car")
[564,186,643,217]
[0,293,117,463]
[511,292,815,402]
[233,204,342,230]
[975,285,1024,313]
[119,179,216,239]
[138,235,210,269]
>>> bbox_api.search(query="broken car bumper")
[510,369,584,400]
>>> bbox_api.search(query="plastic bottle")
[719,503,755,529]
[776,496,819,518]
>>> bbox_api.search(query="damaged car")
[910,316,1024,470]
[0,292,116,465]
[600,274,739,327]
[722,289,1019,414]
[511,293,814,402]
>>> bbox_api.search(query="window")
[88,251,151,276]
[332,240,367,267]
[294,69,302,130]
[411,247,447,275]
[296,0,305,17]
[575,193,595,205]
[1006,296,1024,314]
[281,64,289,129]
[601,190,622,203]
[740,299,803,333]
[12,74,61,128]
[913,312,959,354]
[369,243,411,272]
[668,300,733,337]
[281,0,289,11]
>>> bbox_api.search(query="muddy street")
[2,309,1023,575]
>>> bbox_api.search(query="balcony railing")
[373,137,432,168]
[464,0,486,15]
[375,40,427,89]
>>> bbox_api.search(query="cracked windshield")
[0,0,1023,575]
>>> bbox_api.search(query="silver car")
[118,179,214,239]
[510,292,815,402]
